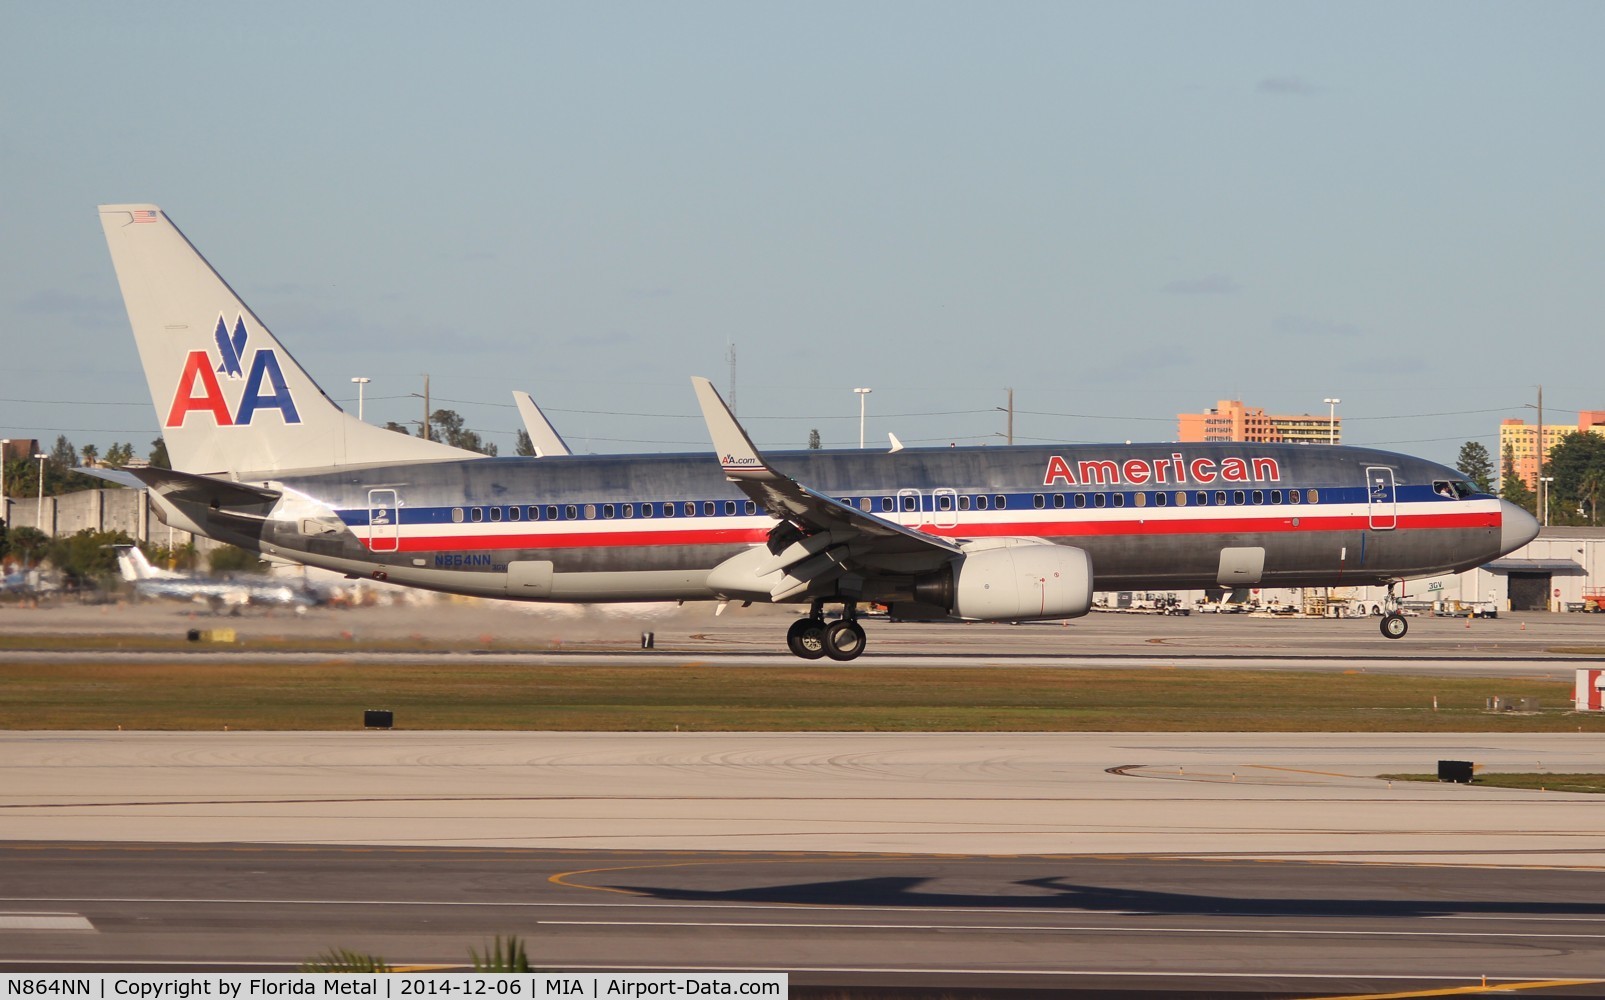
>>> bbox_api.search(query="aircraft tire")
[1380,613,1408,639]
[787,618,828,660]
[823,620,867,661]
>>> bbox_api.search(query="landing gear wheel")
[787,618,828,659]
[823,620,867,661]
[1380,613,1408,639]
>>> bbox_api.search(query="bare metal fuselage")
[168,441,1516,607]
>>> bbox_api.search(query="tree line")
[1459,434,1605,526]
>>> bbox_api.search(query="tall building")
[1500,411,1605,489]
[1177,400,1339,445]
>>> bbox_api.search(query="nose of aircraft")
[1499,501,1540,555]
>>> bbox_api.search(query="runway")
[5,602,1605,993]
[3,842,1604,995]
[4,599,1603,675]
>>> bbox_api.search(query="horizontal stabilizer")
[123,465,282,509]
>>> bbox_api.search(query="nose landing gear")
[1379,580,1408,639]
[785,600,868,660]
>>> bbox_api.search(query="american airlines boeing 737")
[96,204,1539,659]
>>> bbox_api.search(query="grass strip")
[3,661,1603,732]
[1380,773,1605,793]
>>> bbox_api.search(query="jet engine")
[913,543,1094,621]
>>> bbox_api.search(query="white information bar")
[1,976,787,1000]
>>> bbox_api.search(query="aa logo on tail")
[165,315,302,427]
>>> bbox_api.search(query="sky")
[3,2,1602,468]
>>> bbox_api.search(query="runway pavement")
[5,600,1605,993]
[2,842,1604,995]
[3,598,1604,674]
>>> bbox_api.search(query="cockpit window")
[1433,479,1476,500]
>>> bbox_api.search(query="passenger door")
[1365,467,1397,530]
[366,488,400,552]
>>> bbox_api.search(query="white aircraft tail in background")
[111,545,317,610]
[113,544,182,582]
[513,391,572,457]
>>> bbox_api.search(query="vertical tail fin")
[98,204,481,477]
[112,544,172,581]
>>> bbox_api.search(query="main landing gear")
[786,600,867,661]
[1379,581,1408,639]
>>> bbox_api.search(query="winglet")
[691,376,777,481]
[512,391,572,457]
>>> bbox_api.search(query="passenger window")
[1233,491,1246,505]
[937,494,953,511]
[490,507,503,522]
[902,495,918,512]
[564,505,578,520]
[1134,492,1147,508]
[1154,492,1167,507]
[1288,490,1301,505]
[1270,491,1282,505]
[1053,494,1065,509]
[995,495,1007,509]
[958,495,971,511]
[641,503,653,518]
[745,501,757,515]
[585,504,597,519]
[509,506,522,521]
[1113,493,1125,508]
[622,503,634,518]
[1215,491,1227,505]
[684,502,696,516]
[662,503,675,517]
[452,507,464,523]
[1196,491,1208,506]
[1308,489,1320,503]
[1033,494,1045,509]
[1252,490,1264,504]
[1094,494,1106,508]
[860,498,873,512]
[1074,494,1087,509]
[470,507,483,522]
[546,506,558,520]
[704,502,715,516]
[977,495,990,511]
[1174,491,1187,507]
[724,501,736,516]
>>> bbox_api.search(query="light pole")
[351,377,371,421]
[0,438,10,527]
[853,388,872,449]
[1539,476,1554,528]
[34,452,47,537]
[1323,398,1341,444]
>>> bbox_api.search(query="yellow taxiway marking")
[1304,977,1604,999]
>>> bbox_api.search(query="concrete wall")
[3,488,215,556]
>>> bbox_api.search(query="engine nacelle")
[914,544,1094,622]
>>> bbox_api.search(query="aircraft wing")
[691,377,959,559]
